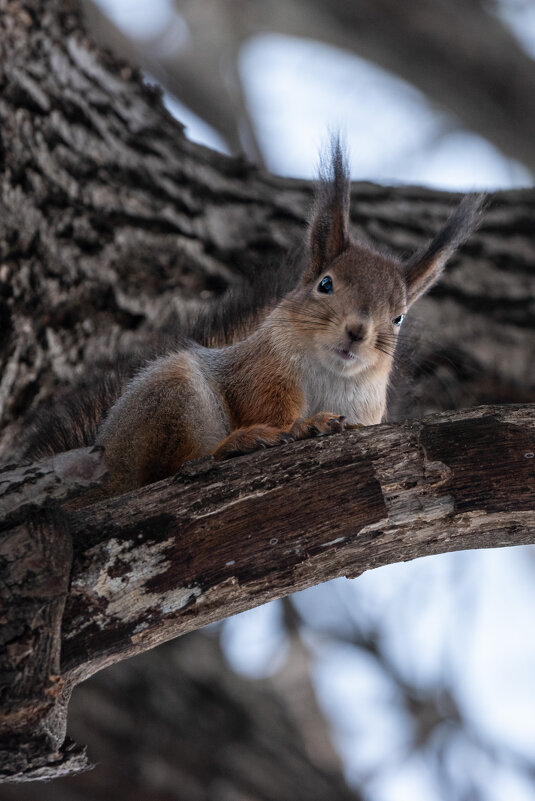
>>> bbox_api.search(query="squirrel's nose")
[346,323,367,343]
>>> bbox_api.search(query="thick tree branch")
[1,0,534,462]
[1,403,534,781]
[62,404,535,681]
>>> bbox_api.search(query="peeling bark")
[1,0,535,462]
[1,404,534,780]
[61,404,535,684]
[0,509,89,780]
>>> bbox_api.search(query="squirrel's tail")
[22,362,132,460]
[22,249,305,462]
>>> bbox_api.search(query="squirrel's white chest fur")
[299,357,388,426]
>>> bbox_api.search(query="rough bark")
[0,449,106,780]
[57,404,535,684]
[1,404,534,780]
[1,635,361,801]
[0,506,89,780]
[0,447,106,523]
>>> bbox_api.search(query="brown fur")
[95,140,484,496]
[222,340,305,429]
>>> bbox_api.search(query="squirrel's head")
[282,138,485,378]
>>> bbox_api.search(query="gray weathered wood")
[1,404,534,782]
[0,510,89,780]
[0,447,106,524]
[61,404,535,686]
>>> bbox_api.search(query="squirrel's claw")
[290,412,355,440]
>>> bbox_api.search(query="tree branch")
[1,0,535,462]
[1,403,534,781]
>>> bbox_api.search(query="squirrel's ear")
[403,193,486,307]
[304,137,351,281]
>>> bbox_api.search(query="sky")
[91,1,535,797]
[95,0,534,192]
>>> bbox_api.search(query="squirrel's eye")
[392,314,404,326]
[318,275,333,294]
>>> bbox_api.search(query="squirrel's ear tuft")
[304,135,351,281]
[403,193,486,306]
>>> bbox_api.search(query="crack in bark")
[1,406,534,780]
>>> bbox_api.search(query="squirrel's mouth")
[333,347,359,362]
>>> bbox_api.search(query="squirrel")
[91,139,484,497]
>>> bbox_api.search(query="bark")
[2,635,361,801]
[1,0,535,462]
[0,508,89,781]
[0,447,106,524]
[0,449,105,781]
[1,403,534,780]
[52,404,535,682]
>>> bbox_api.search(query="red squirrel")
[95,141,484,496]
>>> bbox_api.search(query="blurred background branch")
[81,0,535,174]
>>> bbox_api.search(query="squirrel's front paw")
[290,413,361,440]
[213,425,293,460]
